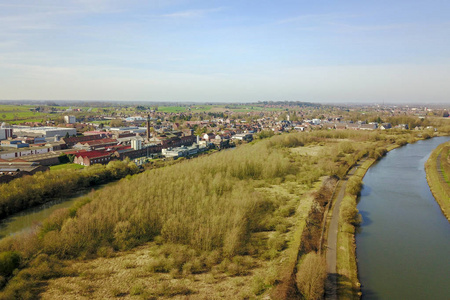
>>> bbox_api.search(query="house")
[202,133,216,141]
[73,150,111,166]
[360,124,377,130]
[334,124,347,130]
[379,123,392,130]
[231,133,253,142]
[347,124,360,130]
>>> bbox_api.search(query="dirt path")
[325,161,363,299]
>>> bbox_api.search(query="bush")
[0,251,21,277]
[346,177,362,196]
[340,197,361,226]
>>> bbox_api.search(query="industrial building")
[0,123,13,140]
[12,126,77,138]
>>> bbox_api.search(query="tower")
[146,114,151,141]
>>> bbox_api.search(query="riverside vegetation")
[0,160,140,220]
[0,128,446,299]
[425,141,450,221]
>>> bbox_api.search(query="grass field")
[156,106,187,113]
[49,164,85,171]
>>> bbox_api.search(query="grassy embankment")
[0,130,438,299]
[425,141,450,221]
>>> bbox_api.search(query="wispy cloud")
[161,7,224,18]
[277,13,356,24]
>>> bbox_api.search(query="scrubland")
[0,129,442,299]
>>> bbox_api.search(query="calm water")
[0,185,105,238]
[356,136,450,300]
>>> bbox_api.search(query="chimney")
[147,114,151,141]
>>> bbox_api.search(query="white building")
[12,126,77,138]
[231,133,253,141]
[162,144,207,158]
[131,139,142,150]
[64,115,76,124]
[0,146,54,159]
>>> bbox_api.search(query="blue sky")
[1,0,449,103]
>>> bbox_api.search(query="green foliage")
[340,196,361,226]
[0,251,21,277]
[257,130,275,139]
[369,147,387,160]
[339,141,355,154]
[346,177,362,196]
[0,160,138,219]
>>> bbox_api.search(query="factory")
[12,126,77,139]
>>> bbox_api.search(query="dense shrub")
[0,251,21,277]
[0,160,139,219]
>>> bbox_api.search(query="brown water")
[356,136,450,299]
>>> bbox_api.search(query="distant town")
[0,101,448,183]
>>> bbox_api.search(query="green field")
[49,163,85,171]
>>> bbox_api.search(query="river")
[356,136,450,299]
[0,185,105,239]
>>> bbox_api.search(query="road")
[325,160,363,300]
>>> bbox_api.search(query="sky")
[1,0,449,103]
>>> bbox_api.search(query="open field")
[0,105,43,122]
[425,141,450,221]
[50,164,85,171]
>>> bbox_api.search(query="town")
[0,101,447,183]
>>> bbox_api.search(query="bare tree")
[296,252,327,300]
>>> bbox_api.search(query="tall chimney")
[147,114,151,141]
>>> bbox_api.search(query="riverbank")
[425,141,450,222]
[355,136,450,299]
[334,143,400,299]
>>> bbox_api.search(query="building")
[131,139,142,150]
[64,115,76,124]
[231,133,253,142]
[1,140,29,148]
[161,144,207,158]
[0,159,49,184]
[0,145,55,160]
[12,126,77,138]
[0,123,13,140]
[62,134,102,147]
[73,150,111,166]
